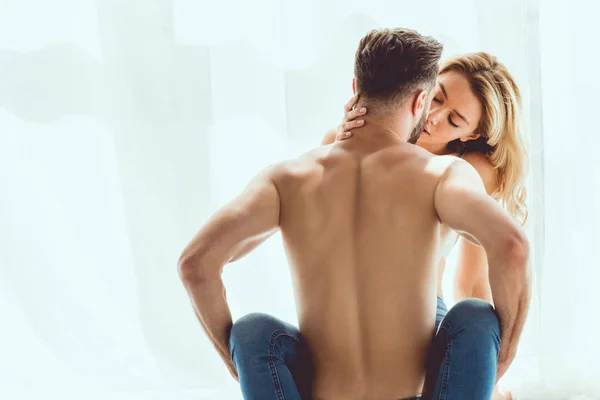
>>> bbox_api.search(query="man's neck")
[356,119,406,140]
[347,108,411,144]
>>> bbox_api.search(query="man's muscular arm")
[178,164,282,379]
[434,157,531,381]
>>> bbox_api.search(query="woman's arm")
[452,152,500,304]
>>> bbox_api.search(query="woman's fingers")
[337,115,366,141]
[344,94,359,112]
[344,107,367,123]
[336,131,354,140]
[343,119,364,131]
[337,96,366,141]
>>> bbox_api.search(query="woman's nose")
[427,106,440,125]
[429,114,439,126]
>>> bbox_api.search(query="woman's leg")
[422,298,501,400]
[228,313,313,400]
[434,296,449,334]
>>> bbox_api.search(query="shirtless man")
[178,28,530,400]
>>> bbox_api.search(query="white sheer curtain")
[1,0,597,399]
[503,0,600,399]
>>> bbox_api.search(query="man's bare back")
[274,133,455,399]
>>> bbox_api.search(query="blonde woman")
[329,52,528,400]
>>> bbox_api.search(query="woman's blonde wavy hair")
[442,52,529,225]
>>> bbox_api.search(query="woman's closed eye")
[432,95,459,127]
[448,116,459,128]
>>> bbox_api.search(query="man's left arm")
[178,164,282,377]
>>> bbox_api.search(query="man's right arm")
[433,158,531,381]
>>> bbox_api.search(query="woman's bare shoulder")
[462,152,499,195]
[321,128,337,145]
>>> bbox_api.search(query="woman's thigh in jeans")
[229,313,313,399]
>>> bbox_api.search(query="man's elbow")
[502,230,530,273]
[178,250,212,285]
[178,254,198,284]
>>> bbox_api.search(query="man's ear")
[460,133,482,142]
[412,90,428,117]
[352,78,356,95]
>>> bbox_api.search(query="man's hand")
[496,350,513,383]
[214,342,239,382]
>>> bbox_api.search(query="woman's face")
[418,71,483,149]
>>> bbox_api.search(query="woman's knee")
[444,298,500,334]
[229,313,294,354]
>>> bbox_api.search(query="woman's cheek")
[437,129,456,143]
[432,131,447,143]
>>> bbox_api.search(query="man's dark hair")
[354,28,443,112]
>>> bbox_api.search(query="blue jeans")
[228,298,500,400]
